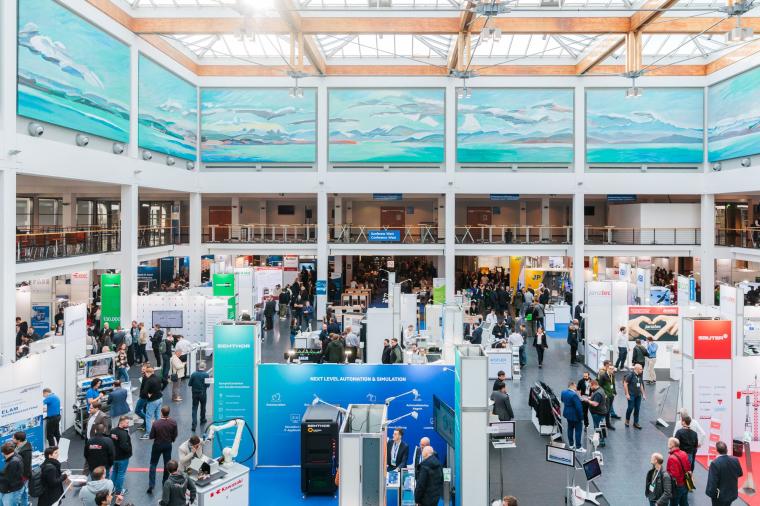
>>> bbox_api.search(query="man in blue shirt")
[187,362,210,432]
[645,336,659,384]
[42,388,61,446]
[560,382,585,452]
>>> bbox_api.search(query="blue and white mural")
[329,89,445,164]
[586,88,704,164]
[708,65,760,162]
[17,0,130,142]
[457,88,573,163]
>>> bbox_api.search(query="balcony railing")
[330,224,441,244]
[16,226,120,262]
[138,226,189,248]
[715,227,760,248]
[455,225,572,245]
[585,227,701,246]
[203,224,317,244]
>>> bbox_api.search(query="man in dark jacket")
[414,446,443,506]
[381,339,392,364]
[187,362,210,431]
[278,289,290,319]
[263,298,276,330]
[148,406,178,494]
[324,334,345,364]
[567,320,579,365]
[389,338,403,364]
[12,432,32,505]
[110,416,133,495]
[470,322,483,345]
[490,383,514,421]
[675,415,700,469]
[386,428,409,472]
[705,440,743,506]
[160,460,196,506]
[84,424,115,477]
[38,446,67,506]
[151,325,164,368]
[0,441,24,503]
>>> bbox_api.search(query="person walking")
[160,334,174,389]
[78,466,114,506]
[508,326,526,368]
[597,366,617,431]
[0,441,24,506]
[577,371,593,429]
[567,320,580,365]
[533,327,548,368]
[114,343,129,383]
[151,324,164,368]
[147,405,177,495]
[414,446,443,506]
[187,362,210,432]
[631,339,648,369]
[667,438,692,506]
[169,350,185,402]
[84,424,114,478]
[624,364,647,429]
[675,415,700,470]
[323,334,345,364]
[13,432,32,505]
[107,380,130,426]
[139,365,163,440]
[645,336,659,384]
[560,382,585,452]
[129,320,140,366]
[389,338,403,364]
[159,460,196,506]
[109,416,132,496]
[705,440,743,506]
[38,446,68,506]
[614,326,628,370]
[644,453,672,506]
[42,388,62,447]
[137,322,149,364]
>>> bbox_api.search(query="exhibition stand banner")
[433,278,446,304]
[204,298,228,344]
[253,267,282,304]
[257,364,455,466]
[0,383,44,464]
[101,273,121,328]
[31,304,51,335]
[235,267,253,315]
[636,268,650,304]
[70,271,90,305]
[585,282,612,343]
[283,255,299,285]
[619,262,631,282]
[733,357,760,452]
[627,306,679,342]
[64,304,88,429]
[677,275,689,307]
[213,324,256,470]
[692,319,733,455]
[213,273,236,319]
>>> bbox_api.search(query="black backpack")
[28,465,44,498]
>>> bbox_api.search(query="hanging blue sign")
[372,193,403,201]
[689,277,697,302]
[257,364,455,466]
[607,194,638,203]
[31,305,50,336]
[368,230,401,242]
[316,279,327,296]
[489,194,520,201]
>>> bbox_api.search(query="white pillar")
[445,190,455,302]
[62,193,73,228]
[231,197,240,226]
[700,194,716,305]
[437,195,445,241]
[189,192,202,287]
[573,192,585,308]
[541,197,551,241]
[0,168,16,363]
[317,191,328,321]
[334,197,342,239]
[120,185,138,328]
[259,200,267,225]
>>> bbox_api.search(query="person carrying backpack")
[35,446,68,506]
[160,460,196,506]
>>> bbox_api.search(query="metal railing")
[585,226,701,245]
[203,224,317,243]
[455,225,572,245]
[138,226,189,248]
[330,224,441,244]
[16,226,120,262]
[716,227,760,248]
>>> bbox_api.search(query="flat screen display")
[433,395,455,449]
[545,444,575,467]
[152,310,183,328]
[583,458,602,482]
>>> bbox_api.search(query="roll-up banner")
[212,273,236,319]
[70,271,90,305]
[692,319,732,457]
[31,304,50,336]
[100,273,121,328]
[433,278,446,304]
[0,383,44,459]
[677,275,689,307]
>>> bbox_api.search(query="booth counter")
[194,462,250,506]
[484,346,514,380]
[585,342,610,373]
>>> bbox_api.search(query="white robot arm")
[204,419,246,466]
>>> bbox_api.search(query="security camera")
[712,162,722,172]
[166,156,175,166]
[112,143,125,155]
[75,134,89,147]
[741,157,752,167]
[141,150,152,161]
[185,161,195,171]
[27,122,44,137]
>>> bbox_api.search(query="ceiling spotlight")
[166,156,176,166]
[474,1,510,15]
[741,157,752,167]
[726,25,754,42]
[626,87,642,98]
[186,160,195,171]
[27,122,44,137]
[712,162,722,171]
[112,143,125,155]
[623,71,644,98]
[142,150,153,161]
[75,133,89,147]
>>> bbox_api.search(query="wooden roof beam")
[276,0,326,75]
[447,0,475,72]
[575,34,626,75]
[630,0,682,32]
[705,39,760,74]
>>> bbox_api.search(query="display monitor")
[545,444,575,467]
[152,310,183,328]
[583,458,602,482]
[488,421,515,438]
[433,395,455,449]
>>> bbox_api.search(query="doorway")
[467,207,493,227]
[380,207,405,229]
[209,206,232,241]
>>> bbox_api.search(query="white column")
[573,192,585,308]
[61,193,73,228]
[120,184,138,326]
[259,200,267,225]
[445,190,455,302]
[189,193,202,287]
[0,168,16,363]
[700,194,716,305]
[230,197,240,226]
[128,45,139,158]
[333,197,342,239]
[317,191,328,321]
[541,197,551,241]
[437,195,445,241]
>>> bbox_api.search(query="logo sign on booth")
[693,319,732,359]
[368,230,401,242]
[628,306,679,342]
[100,273,121,328]
[0,383,44,456]
[31,304,50,336]
[315,280,327,296]
[257,364,455,467]
[212,273,236,319]
[372,193,403,201]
